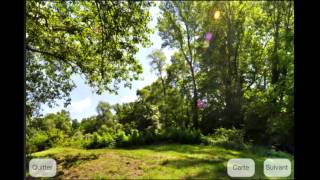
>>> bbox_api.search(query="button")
[227,158,255,177]
[264,158,291,177]
[29,158,57,177]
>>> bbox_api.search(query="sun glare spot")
[214,11,220,20]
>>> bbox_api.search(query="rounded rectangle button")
[264,158,291,177]
[29,158,57,177]
[227,158,255,177]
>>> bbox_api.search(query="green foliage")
[114,130,129,147]
[202,128,246,150]
[27,1,294,154]
[27,110,74,153]
[71,119,80,133]
[80,116,99,134]
[84,132,115,149]
[68,131,84,148]
[26,0,154,116]
[28,131,50,152]
[80,126,204,149]
[148,50,167,79]
[127,129,143,146]
[47,128,67,147]
[114,100,162,133]
[158,128,203,144]
[158,1,202,128]
[96,101,113,124]
[29,110,72,135]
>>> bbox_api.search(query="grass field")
[29,144,294,179]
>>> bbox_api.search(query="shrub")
[143,131,157,144]
[27,131,49,152]
[71,126,210,149]
[128,129,142,145]
[68,131,85,148]
[202,127,246,150]
[158,127,202,144]
[84,132,116,149]
[114,130,129,147]
[47,128,67,147]
[26,128,71,153]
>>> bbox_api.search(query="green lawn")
[29,144,294,179]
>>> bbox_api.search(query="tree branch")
[26,45,77,69]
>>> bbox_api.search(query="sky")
[40,2,177,121]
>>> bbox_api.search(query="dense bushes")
[84,132,116,149]
[26,112,250,153]
[158,127,202,144]
[26,131,49,154]
[27,122,250,152]
[201,128,247,150]
[27,113,251,153]
[26,128,69,154]
[81,127,249,150]
[81,127,203,149]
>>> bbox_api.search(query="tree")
[148,49,167,98]
[27,110,73,152]
[71,119,80,133]
[29,110,72,135]
[80,116,98,134]
[198,1,249,128]
[158,1,203,129]
[96,101,114,127]
[26,0,154,117]
[148,49,169,124]
[135,79,189,128]
[27,1,295,153]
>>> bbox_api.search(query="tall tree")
[198,1,249,128]
[148,50,167,98]
[96,101,113,125]
[158,1,203,129]
[148,50,168,125]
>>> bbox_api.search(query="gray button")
[227,158,255,177]
[29,158,57,177]
[264,158,291,177]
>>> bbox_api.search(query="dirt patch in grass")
[63,152,146,179]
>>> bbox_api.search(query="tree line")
[26,1,294,154]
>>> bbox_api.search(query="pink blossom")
[197,99,205,109]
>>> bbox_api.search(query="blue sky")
[41,3,176,121]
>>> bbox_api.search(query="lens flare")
[214,11,220,20]
[205,32,213,42]
[197,100,205,109]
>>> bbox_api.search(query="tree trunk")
[160,76,168,127]
[160,76,166,98]
[271,10,280,85]
[189,63,199,129]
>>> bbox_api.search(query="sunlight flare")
[214,10,221,20]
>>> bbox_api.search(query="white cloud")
[120,95,137,103]
[69,97,92,113]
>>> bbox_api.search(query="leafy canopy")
[26,0,155,116]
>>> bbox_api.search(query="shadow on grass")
[162,156,223,166]
[162,156,230,179]
[28,153,99,179]
[141,144,251,179]
[60,153,99,169]
[143,144,246,158]
[52,153,99,179]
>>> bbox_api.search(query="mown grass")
[29,144,294,179]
